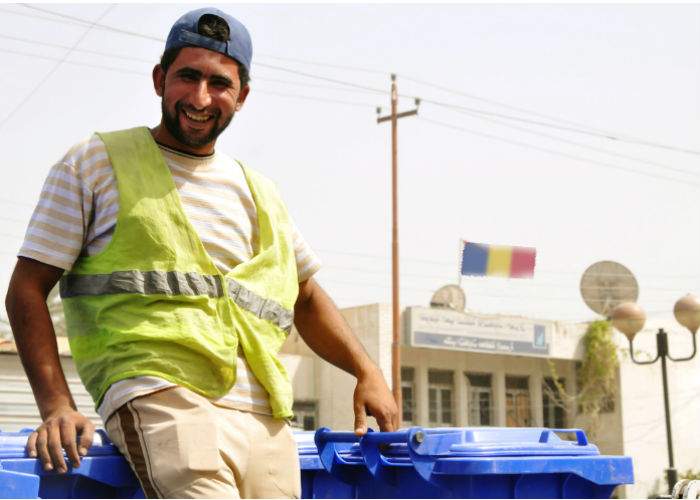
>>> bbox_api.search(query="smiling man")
[5,7,397,499]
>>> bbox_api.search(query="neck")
[150,123,215,156]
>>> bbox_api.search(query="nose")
[190,81,212,109]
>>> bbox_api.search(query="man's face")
[153,47,249,154]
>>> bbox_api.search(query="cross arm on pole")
[377,109,418,123]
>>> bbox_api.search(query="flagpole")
[457,239,464,288]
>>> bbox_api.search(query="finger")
[77,419,95,458]
[35,428,53,472]
[375,409,394,433]
[354,402,368,435]
[26,431,38,458]
[60,419,80,468]
[47,424,68,473]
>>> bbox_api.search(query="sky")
[1,2,699,329]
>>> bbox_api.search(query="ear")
[152,64,166,97]
[235,85,250,112]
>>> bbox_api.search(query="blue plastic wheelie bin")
[0,426,633,498]
[0,429,142,499]
[308,426,634,499]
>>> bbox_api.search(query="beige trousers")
[105,387,301,499]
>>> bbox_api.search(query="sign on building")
[406,306,553,356]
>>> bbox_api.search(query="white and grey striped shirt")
[19,133,321,421]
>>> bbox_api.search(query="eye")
[211,79,232,90]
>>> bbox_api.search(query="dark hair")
[160,13,250,87]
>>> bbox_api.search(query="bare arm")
[294,277,398,434]
[5,257,94,472]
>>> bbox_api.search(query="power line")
[320,279,681,303]
[23,4,162,42]
[17,5,388,77]
[318,250,700,280]
[0,6,93,29]
[418,116,700,189]
[255,52,387,76]
[12,4,700,159]
[0,48,149,76]
[13,6,387,96]
[0,5,116,130]
[254,76,385,96]
[446,107,700,179]
[255,61,386,95]
[255,89,376,108]
[0,32,381,96]
[0,33,154,63]
[418,97,700,157]
[0,48,376,107]
[397,73,617,134]
[322,266,694,293]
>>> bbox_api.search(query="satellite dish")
[430,285,466,312]
[580,261,639,316]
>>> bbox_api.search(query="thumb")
[354,404,367,435]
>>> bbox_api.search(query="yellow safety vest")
[60,127,299,418]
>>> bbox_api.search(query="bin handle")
[540,428,588,446]
[359,430,414,484]
[313,427,366,485]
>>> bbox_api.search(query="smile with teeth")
[183,110,212,123]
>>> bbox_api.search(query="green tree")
[546,320,619,438]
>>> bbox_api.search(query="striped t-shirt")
[18,133,321,421]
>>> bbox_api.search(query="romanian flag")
[460,240,536,279]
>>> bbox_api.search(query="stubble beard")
[161,99,234,149]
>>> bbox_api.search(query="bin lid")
[417,427,600,457]
[313,427,633,487]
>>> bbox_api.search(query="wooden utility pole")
[377,74,419,427]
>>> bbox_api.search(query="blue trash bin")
[295,430,358,499]
[1,426,634,499]
[312,426,634,499]
[0,429,142,499]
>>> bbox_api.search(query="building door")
[466,372,492,426]
[542,377,566,428]
[505,375,531,427]
[428,369,454,427]
[401,367,416,426]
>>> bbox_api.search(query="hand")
[26,407,95,473]
[353,366,399,435]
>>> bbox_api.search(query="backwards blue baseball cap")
[164,7,252,73]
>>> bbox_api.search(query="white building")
[1,303,699,498]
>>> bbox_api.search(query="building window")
[401,367,416,425]
[542,377,566,428]
[428,369,454,426]
[505,376,531,427]
[466,373,492,426]
[291,401,317,431]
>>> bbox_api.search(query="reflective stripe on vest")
[60,270,294,332]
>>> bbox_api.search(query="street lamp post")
[611,295,700,496]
